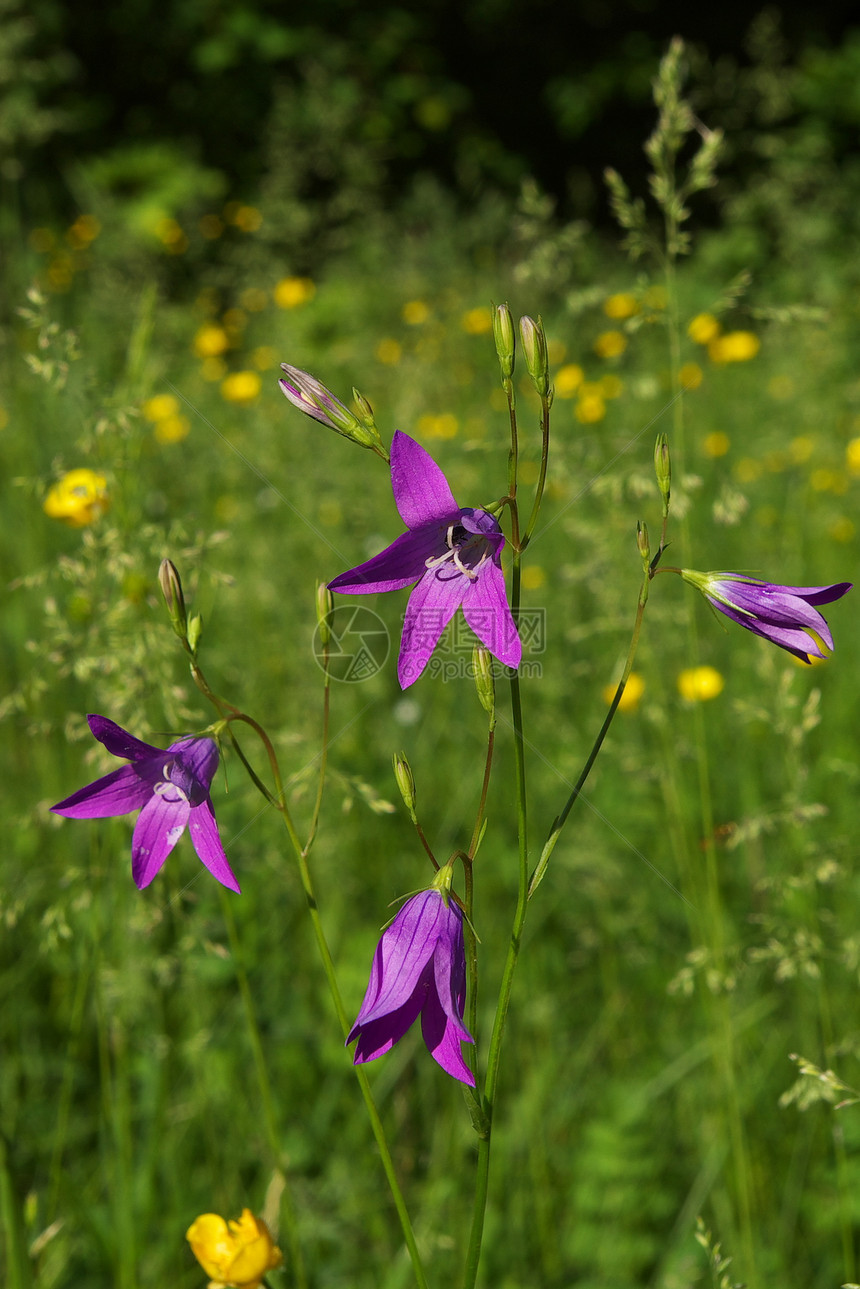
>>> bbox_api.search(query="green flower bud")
[654,433,671,514]
[316,581,334,648]
[187,613,203,655]
[352,387,376,428]
[637,520,651,570]
[519,315,549,396]
[392,751,417,821]
[473,646,496,727]
[493,303,515,379]
[158,559,187,638]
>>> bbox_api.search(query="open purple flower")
[329,430,522,687]
[347,887,475,1086]
[682,571,852,662]
[52,715,239,892]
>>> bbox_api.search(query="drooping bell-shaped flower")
[347,876,475,1086]
[682,570,851,662]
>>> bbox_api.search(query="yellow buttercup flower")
[461,307,493,335]
[703,431,730,458]
[186,1209,282,1288]
[402,299,430,325]
[575,385,606,424]
[603,292,639,319]
[43,469,109,527]
[273,277,315,309]
[846,437,860,475]
[194,325,230,358]
[679,362,703,390]
[677,666,724,702]
[154,414,191,444]
[221,371,261,404]
[142,393,180,423]
[375,338,402,365]
[593,330,627,359]
[687,313,720,345]
[708,331,760,364]
[554,364,584,398]
[602,671,645,711]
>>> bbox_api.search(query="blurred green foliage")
[2,23,860,1289]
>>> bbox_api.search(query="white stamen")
[424,524,490,581]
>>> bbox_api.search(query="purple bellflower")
[347,886,475,1086]
[329,430,522,687]
[52,715,239,892]
[682,571,852,662]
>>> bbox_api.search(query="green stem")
[521,392,551,549]
[463,546,528,1289]
[529,571,649,899]
[219,891,307,1289]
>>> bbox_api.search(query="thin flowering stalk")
[218,888,307,1289]
[529,566,650,899]
[521,389,552,550]
[463,534,529,1289]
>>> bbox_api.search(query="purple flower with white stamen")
[329,430,522,687]
[51,715,239,892]
[347,886,475,1086]
[681,570,852,662]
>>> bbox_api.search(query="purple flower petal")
[462,561,523,670]
[398,569,468,687]
[169,736,220,801]
[51,765,154,818]
[131,788,191,889]
[390,431,459,528]
[420,987,476,1085]
[347,889,475,1085]
[696,573,852,661]
[328,525,447,595]
[188,799,241,893]
[87,715,161,763]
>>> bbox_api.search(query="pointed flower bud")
[519,315,549,396]
[680,569,852,662]
[316,581,334,648]
[279,364,381,450]
[636,520,651,569]
[392,751,417,821]
[352,386,376,428]
[472,646,496,726]
[493,303,515,379]
[158,559,187,639]
[187,613,203,655]
[654,433,671,514]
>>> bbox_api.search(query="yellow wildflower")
[416,413,458,440]
[677,666,724,702]
[554,364,584,398]
[154,415,190,444]
[66,214,101,249]
[43,469,109,527]
[273,277,315,309]
[790,436,815,464]
[702,432,730,458]
[593,330,627,359]
[734,457,761,483]
[221,371,261,404]
[402,300,430,325]
[461,307,493,335]
[200,357,227,382]
[142,393,180,423]
[521,565,546,591]
[602,671,645,711]
[575,383,606,424]
[642,285,667,309]
[251,346,278,371]
[708,331,760,364]
[376,338,402,365]
[829,517,855,543]
[679,362,703,390]
[846,437,860,475]
[603,292,639,320]
[186,1209,282,1289]
[232,205,263,232]
[687,313,720,345]
[194,324,230,358]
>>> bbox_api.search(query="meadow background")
[3,2,860,1286]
